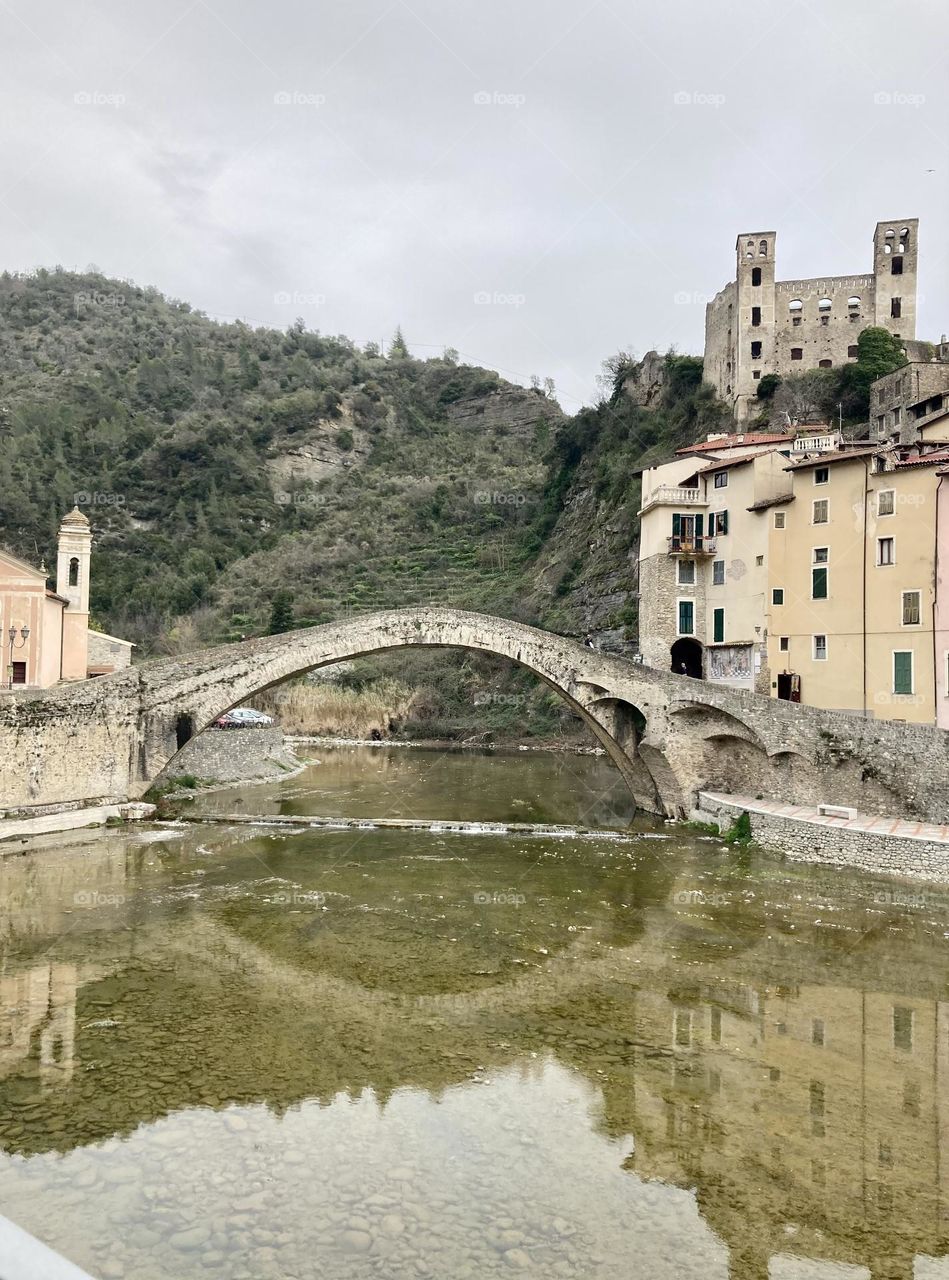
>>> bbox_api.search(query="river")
[0,746,947,1279]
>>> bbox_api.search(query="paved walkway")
[701,791,949,846]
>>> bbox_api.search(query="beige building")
[705,219,919,421]
[0,508,133,689]
[765,448,944,722]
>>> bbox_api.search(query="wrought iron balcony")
[667,535,717,556]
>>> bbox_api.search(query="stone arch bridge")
[0,607,945,821]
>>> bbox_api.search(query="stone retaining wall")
[158,726,301,787]
[696,793,949,883]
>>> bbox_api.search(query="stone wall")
[697,793,949,883]
[156,726,301,787]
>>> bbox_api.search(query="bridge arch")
[143,608,669,811]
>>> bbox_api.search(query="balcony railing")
[641,485,707,514]
[667,535,717,556]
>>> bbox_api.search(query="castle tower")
[872,219,918,339]
[55,507,92,681]
[734,232,777,419]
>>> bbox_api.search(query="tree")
[389,327,410,359]
[770,369,838,426]
[268,589,295,634]
[756,373,781,401]
[837,326,908,420]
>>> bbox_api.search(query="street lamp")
[7,624,30,689]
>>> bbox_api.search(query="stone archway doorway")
[670,637,703,679]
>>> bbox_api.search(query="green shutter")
[678,600,694,635]
[695,513,704,536]
[672,513,682,536]
[812,567,828,599]
[894,651,913,694]
[713,608,724,643]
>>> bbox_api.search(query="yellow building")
[765,448,945,722]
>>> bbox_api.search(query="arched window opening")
[789,299,803,312]
[818,298,832,312]
[892,256,903,275]
[899,226,909,240]
[847,296,861,309]
[68,557,79,587]
[819,359,833,368]
[759,239,768,257]
[883,244,891,255]
[885,229,896,239]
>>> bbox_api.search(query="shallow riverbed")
[1,747,948,1279]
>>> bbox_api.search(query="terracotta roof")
[784,447,880,472]
[695,454,758,474]
[894,449,949,469]
[45,589,68,604]
[676,432,794,455]
[747,493,794,511]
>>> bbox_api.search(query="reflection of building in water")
[626,978,949,1279]
[0,964,78,1085]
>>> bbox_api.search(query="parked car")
[213,707,274,729]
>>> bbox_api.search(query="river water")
[1,746,948,1280]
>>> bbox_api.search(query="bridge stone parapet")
[0,607,947,824]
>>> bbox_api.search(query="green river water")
[1,745,948,1279]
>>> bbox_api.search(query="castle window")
[848,345,859,358]
[885,229,896,238]
[892,256,903,275]
[751,267,762,286]
[819,359,833,368]
[820,316,830,326]
[759,239,768,257]
[793,316,802,327]
[848,296,861,309]
[818,297,832,312]
[900,226,910,242]
[751,341,762,359]
[752,369,761,379]
[791,348,803,360]
[68,557,79,587]
[883,244,892,255]
[751,306,761,327]
[789,299,803,312]
[891,297,902,318]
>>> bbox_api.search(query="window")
[752,370,761,380]
[812,1019,825,1047]
[712,559,725,585]
[755,554,764,566]
[751,340,762,358]
[815,467,828,485]
[677,559,696,586]
[772,588,784,605]
[818,297,832,312]
[892,256,903,275]
[792,316,802,327]
[893,1006,914,1052]
[848,345,859,358]
[774,511,786,529]
[751,267,762,286]
[713,471,727,488]
[779,636,789,652]
[713,608,724,643]
[818,358,832,367]
[878,489,894,515]
[751,306,761,328]
[11,661,26,685]
[820,316,830,327]
[712,510,729,535]
[812,566,828,598]
[878,536,895,566]
[893,406,902,426]
[710,1006,722,1043]
[813,499,828,523]
[68,557,79,587]
[891,297,902,318]
[789,298,803,313]
[847,295,861,310]
[902,590,920,625]
[893,650,913,694]
[813,634,827,660]
[678,600,695,635]
[791,347,803,361]
[813,547,828,564]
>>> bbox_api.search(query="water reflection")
[0,752,947,1279]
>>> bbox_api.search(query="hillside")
[0,269,720,740]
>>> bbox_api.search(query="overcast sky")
[2,0,947,409]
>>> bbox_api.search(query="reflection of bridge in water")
[1,830,948,1278]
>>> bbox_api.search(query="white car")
[214,707,274,728]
